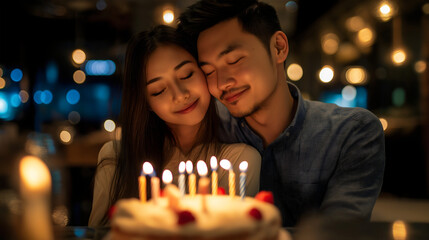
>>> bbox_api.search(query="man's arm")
[320,110,385,219]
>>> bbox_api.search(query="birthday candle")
[239,161,248,200]
[178,161,186,197]
[186,160,196,196]
[143,162,159,204]
[141,162,155,203]
[197,160,209,212]
[210,156,218,195]
[220,159,235,197]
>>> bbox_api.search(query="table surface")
[56,220,429,240]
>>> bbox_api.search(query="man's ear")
[272,31,289,64]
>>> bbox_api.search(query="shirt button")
[241,122,245,127]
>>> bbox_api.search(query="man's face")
[197,18,278,118]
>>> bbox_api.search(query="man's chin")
[227,105,258,118]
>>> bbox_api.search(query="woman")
[88,25,261,227]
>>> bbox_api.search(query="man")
[178,0,385,227]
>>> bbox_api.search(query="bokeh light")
[357,27,375,48]
[392,220,407,240]
[0,77,5,89]
[11,68,23,82]
[414,60,426,73]
[104,119,116,132]
[163,9,174,24]
[345,16,365,32]
[66,89,80,105]
[287,63,303,81]
[72,49,86,65]
[391,49,407,66]
[321,33,339,55]
[68,111,81,124]
[19,90,29,103]
[59,130,72,144]
[73,70,86,84]
[342,85,357,101]
[379,118,388,131]
[319,65,334,83]
[392,88,405,107]
[377,1,396,21]
[345,66,367,85]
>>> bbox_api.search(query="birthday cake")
[109,187,283,240]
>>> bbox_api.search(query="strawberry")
[217,187,226,195]
[255,191,274,204]
[108,205,116,219]
[177,210,196,225]
[248,207,263,220]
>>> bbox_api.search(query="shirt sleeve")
[88,141,117,227]
[320,111,385,219]
[217,143,261,197]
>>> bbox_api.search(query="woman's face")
[146,44,211,128]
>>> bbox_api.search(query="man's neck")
[244,80,296,147]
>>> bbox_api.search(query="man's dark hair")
[177,0,282,58]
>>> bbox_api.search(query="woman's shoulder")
[219,143,261,162]
[98,140,120,165]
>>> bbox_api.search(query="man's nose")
[217,68,235,91]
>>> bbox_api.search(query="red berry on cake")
[255,191,274,204]
[217,187,226,195]
[108,205,116,219]
[177,210,196,225]
[248,207,263,220]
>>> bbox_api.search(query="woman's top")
[88,140,261,227]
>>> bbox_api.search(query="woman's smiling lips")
[175,99,199,114]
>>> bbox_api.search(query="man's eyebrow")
[199,43,242,67]
[147,60,192,85]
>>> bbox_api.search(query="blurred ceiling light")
[73,70,86,84]
[357,27,375,48]
[0,78,5,89]
[376,0,397,21]
[345,16,365,32]
[319,65,334,83]
[321,33,339,55]
[287,63,303,81]
[414,60,427,73]
[423,3,429,15]
[336,43,360,62]
[345,66,368,85]
[72,49,86,65]
[163,9,174,24]
[379,118,388,131]
[391,48,407,66]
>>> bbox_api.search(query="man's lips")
[221,88,248,103]
[175,99,198,114]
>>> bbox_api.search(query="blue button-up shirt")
[217,83,385,227]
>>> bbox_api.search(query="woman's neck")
[168,123,202,154]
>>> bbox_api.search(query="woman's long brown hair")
[99,25,220,223]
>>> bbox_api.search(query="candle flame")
[143,162,154,175]
[186,160,193,174]
[20,155,51,193]
[239,161,248,172]
[162,169,173,184]
[179,161,186,173]
[219,159,231,170]
[210,156,218,170]
[197,160,208,176]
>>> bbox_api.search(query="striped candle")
[239,161,248,200]
[220,159,235,197]
[178,161,186,197]
[186,160,196,196]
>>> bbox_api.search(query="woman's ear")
[272,31,289,64]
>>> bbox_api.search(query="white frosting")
[112,195,281,239]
